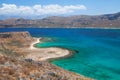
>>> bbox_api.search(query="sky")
[0,0,120,18]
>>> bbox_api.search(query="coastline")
[0,31,93,80]
[0,27,120,29]
[25,38,72,61]
[1,29,119,79]
[26,38,93,80]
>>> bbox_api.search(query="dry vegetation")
[0,32,34,57]
[0,55,92,80]
[0,32,92,80]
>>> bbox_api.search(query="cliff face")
[0,31,33,56]
[0,12,120,28]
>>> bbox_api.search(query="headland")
[0,31,92,80]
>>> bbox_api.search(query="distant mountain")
[0,12,120,28]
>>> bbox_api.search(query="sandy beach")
[25,38,71,61]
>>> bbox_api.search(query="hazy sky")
[0,0,119,17]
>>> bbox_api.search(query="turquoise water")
[36,29,120,80]
[0,28,120,80]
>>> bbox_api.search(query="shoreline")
[0,31,93,80]
[25,38,72,61]
[0,27,120,30]
[26,37,93,80]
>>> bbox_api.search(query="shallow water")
[0,28,120,80]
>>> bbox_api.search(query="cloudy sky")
[0,0,119,18]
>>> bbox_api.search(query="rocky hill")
[0,12,120,28]
[0,32,92,80]
[0,31,34,57]
[0,31,33,43]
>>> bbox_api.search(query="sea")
[0,28,120,80]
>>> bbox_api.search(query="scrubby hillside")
[0,32,92,80]
[0,31,33,56]
[0,55,91,80]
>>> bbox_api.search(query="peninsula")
[25,38,70,61]
[0,31,92,80]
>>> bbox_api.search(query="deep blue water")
[0,28,120,80]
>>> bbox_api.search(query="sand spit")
[25,38,70,61]
[25,38,93,80]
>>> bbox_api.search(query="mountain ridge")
[0,12,120,28]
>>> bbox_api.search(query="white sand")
[30,38,41,49]
[25,38,70,61]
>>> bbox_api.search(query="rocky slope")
[0,12,120,28]
[0,31,33,56]
[0,32,92,80]
[0,55,92,80]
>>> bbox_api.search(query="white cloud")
[0,3,87,16]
